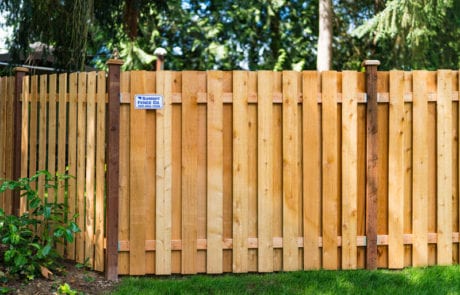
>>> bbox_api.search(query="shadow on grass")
[112,265,460,294]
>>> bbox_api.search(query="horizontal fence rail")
[1,69,460,276]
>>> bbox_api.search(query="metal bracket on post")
[363,59,380,270]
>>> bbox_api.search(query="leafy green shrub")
[0,171,80,281]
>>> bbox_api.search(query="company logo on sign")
[134,94,164,110]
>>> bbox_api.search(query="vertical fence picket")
[171,72,182,274]
[0,78,6,210]
[144,71,156,274]
[56,73,67,256]
[95,71,106,272]
[341,71,358,269]
[388,71,405,269]
[181,71,203,274]
[85,72,97,268]
[302,71,321,270]
[76,72,87,264]
[232,71,249,273]
[48,74,57,202]
[37,75,48,211]
[207,71,224,274]
[403,72,413,267]
[155,71,173,275]
[321,71,339,270]
[67,73,78,260]
[427,72,437,265]
[412,71,429,266]
[273,72,283,272]
[118,71,131,274]
[437,70,453,265]
[4,78,14,214]
[129,71,147,275]
[247,72,258,272]
[282,71,300,271]
[257,71,274,272]
[222,71,233,273]
[20,76,29,214]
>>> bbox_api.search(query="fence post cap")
[154,47,167,57]
[14,67,29,73]
[106,59,124,66]
[362,60,381,67]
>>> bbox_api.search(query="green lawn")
[111,265,460,294]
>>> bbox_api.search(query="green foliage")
[0,171,80,281]
[1,0,93,71]
[354,0,460,69]
[57,283,78,295]
[2,0,459,71]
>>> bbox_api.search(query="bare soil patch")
[1,260,118,294]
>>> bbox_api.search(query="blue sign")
[134,94,164,110]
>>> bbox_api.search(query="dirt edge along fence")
[2,62,460,279]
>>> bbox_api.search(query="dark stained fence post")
[12,67,28,216]
[363,60,380,270]
[105,59,123,281]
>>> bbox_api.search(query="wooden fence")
[0,76,15,215]
[2,68,460,276]
[1,72,108,272]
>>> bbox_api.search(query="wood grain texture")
[129,71,147,275]
[155,71,173,275]
[388,71,405,269]
[66,73,78,260]
[76,73,87,264]
[366,66,379,270]
[3,77,14,214]
[118,71,130,274]
[144,72,157,274]
[257,71,274,272]
[207,71,224,273]
[437,70,453,265]
[20,76,29,214]
[56,73,67,256]
[181,71,204,274]
[48,75,57,202]
[272,75,283,271]
[282,71,300,271]
[247,72,258,272]
[85,72,96,268]
[302,71,321,270]
[95,71,106,272]
[321,71,339,270]
[38,75,47,210]
[0,78,6,210]
[341,71,358,269]
[232,71,249,273]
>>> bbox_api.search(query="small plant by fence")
[1,63,460,279]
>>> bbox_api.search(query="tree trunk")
[124,0,139,40]
[317,0,332,71]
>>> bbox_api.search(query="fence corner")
[362,59,380,270]
[105,58,123,281]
